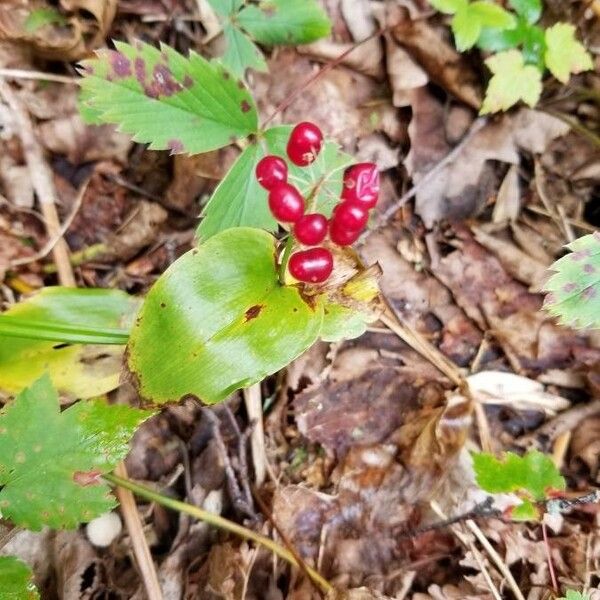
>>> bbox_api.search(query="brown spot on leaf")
[571,250,591,261]
[183,74,194,88]
[222,70,231,80]
[160,302,167,308]
[237,80,245,89]
[583,287,597,300]
[241,100,251,113]
[167,139,184,154]
[583,263,596,274]
[73,470,102,486]
[245,304,264,321]
[110,51,132,78]
[563,282,577,293]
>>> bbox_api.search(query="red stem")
[542,520,559,593]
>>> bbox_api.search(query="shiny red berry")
[293,213,328,246]
[268,183,305,222]
[288,247,333,283]
[287,122,324,166]
[256,155,288,190]
[341,163,379,208]
[329,221,362,246]
[332,202,368,231]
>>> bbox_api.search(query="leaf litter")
[0,0,599,598]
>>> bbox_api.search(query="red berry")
[288,247,333,283]
[329,221,361,246]
[268,183,305,222]
[287,122,324,166]
[256,155,287,190]
[332,202,368,231]
[293,213,328,246]
[341,163,379,208]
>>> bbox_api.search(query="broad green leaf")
[545,23,593,84]
[263,126,353,217]
[206,0,243,17]
[478,20,545,69]
[197,127,352,241]
[221,24,268,77]
[0,556,39,599]
[473,450,565,501]
[127,228,324,405]
[481,50,542,113]
[78,40,258,154]
[24,7,66,33]
[0,288,137,400]
[477,25,524,52]
[508,0,541,24]
[561,592,589,600]
[237,0,331,46]
[452,1,515,51]
[543,233,600,329]
[0,375,153,530]
[428,0,468,14]
[320,304,370,342]
[509,500,539,521]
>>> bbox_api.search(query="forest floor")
[1,0,600,599]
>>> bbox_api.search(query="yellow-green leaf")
[0,556,39,599]
[481,49,542,113]
[545,23,593,84]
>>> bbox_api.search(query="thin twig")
[113,463,163,600]
[373,117,488,231]
[542,520,559,593]
[0,69,79,85]
[243,384,268,487]
[10,179,89,268]
[0,78,75,287]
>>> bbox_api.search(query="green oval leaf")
[127,228,324,405]
[78,40,258,154]
[0,288,137,400]
[0,376,153,530]
[0,556,39,599]
[543,232,600,329]
[237,0,331,46]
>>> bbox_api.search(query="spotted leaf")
[0,556,39,599]
[543,232,600,329]
[127,228,325,405]
[78,40,258,154]
[0,375,153,530]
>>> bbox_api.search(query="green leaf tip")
[78,39,258,155]
[0,375,153,530]
[543,232,600,330]
[561,592,589,600]
[473,449,565,502]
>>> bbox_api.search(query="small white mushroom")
[86,512,122,548]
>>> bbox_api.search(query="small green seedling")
[473,449,565,520]
[544,232,600,330]
[428,0,593,112]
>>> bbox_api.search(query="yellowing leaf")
[545,23,593,84]
[481,50,542,113]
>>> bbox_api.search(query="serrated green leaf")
[0,288,137,400]
[543,232,600,329]
[473,450,565,500]
[477,24,524,52]
[508,0,541,24]
[221,24,268,77]
[545,23,593,84]
[24,7,66,33]
[428,0,468,14]
[206,0,243,17]
[197,143,273,241]
[0,375,153,530]
[127,228,324,405]
[0,556,39,599]
[78,40,258,154]
[509,500,540,521]
[478,20,545,69]
[452,1,515,51]
[481,50,542,113]
[238,0,331,46]
[197,126,352,241]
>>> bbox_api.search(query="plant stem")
[278,235,295,285]
[103,473,333,595]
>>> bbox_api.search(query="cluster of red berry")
[255,122,380,284]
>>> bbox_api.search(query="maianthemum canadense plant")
[428,0,593,113]
[0,2,596,595]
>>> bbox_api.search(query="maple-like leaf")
[473,450,565,501]
[545,23,593,84]
[452,1,515,50]
[78,40,258,154]
[222,24,267,78]
[0,375,153,530]
[481,49,542,113]
[543,232,600,329]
